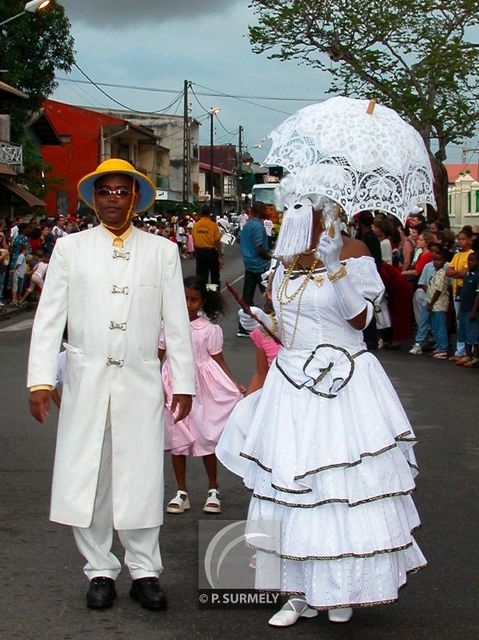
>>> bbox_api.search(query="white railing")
[0,140,23,167]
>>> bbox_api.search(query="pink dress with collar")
[160,316,242,456]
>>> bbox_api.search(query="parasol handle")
[327,203,342,238]
[366,99,376,115]
[225,282,283,345]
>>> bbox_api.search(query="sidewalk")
[0,300,35,322]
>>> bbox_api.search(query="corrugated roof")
[0,81,28,100]
[199,161,234,175]
[445,163,479,183]
[0,179,46,207]
[0,163,17,176]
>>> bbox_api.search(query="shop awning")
[0,164,17,176]
[0,179,46,207]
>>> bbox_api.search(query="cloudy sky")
[53,0,470,163]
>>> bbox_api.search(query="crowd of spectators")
[0,208,247,308]
[3,206,478,368]
[0,214,87,308]
[350,210,479,366]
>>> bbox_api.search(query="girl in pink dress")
[159,276,245,515]
[246,288,281,394]
[186,230,195,258]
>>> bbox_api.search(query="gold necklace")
[276,256,320,349]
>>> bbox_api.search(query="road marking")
[0,318,34,332]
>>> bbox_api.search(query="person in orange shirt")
[192,205,223,285]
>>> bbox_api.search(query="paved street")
[0,243,477,640]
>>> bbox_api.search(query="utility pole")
[237,125,243,214]
[210,111,214,208]
[462,146,479,181]
[209,107,220,212]
[182,79,190,208]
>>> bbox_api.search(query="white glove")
[317,219,368,323]
[238,307,272,332]
[332,275,369,322]
[316,219,343,274]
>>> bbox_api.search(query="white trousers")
[73,414,163,581]
[413,288,426,326]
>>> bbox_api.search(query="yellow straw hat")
[77,159,156,214]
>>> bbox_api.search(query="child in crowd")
[11,244,27,305]
[422,248,450,359]
[0,245,9,306]
[447,228,473,360]
[20,252,49,304]
[410,242,445,355]
[186,229,195,259]
[159,276,244,515]
[456,252,479,367]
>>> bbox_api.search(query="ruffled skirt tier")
[216,351,426,608]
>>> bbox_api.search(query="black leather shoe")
[130,577,167,611]
[86,577,116,609]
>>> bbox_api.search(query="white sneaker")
[268,598,318,627]
[328,607,353,623]
[409,343,422,355]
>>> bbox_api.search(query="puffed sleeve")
[347,256,385,303]
[207,323,223,356]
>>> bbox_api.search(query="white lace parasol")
[264,96,436,222]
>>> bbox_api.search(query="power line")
[189,85,213,117]
[73,63,146,112]
[216,115,238,137]
[191,81,292,116]
[71,64,185,115]
[55,75,325,103]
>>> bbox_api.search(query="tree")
[249,0,479,223]
[0,0,75,193]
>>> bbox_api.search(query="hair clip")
[205,284,219,292]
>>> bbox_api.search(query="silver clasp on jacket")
[112,285,129,295]
[106,357,124,367]
[109,321,127,331]
[112,249,130,260]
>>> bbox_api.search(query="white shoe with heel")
[328,607,353,623]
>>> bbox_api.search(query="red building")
[42,100,160,217]
[444,163,479,184]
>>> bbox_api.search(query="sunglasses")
[95,187,133,199]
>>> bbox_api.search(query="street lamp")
[0,1,51,28]
[209,107,220,209]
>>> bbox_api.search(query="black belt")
[275,343,367,399]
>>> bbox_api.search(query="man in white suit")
[27,159,195,611]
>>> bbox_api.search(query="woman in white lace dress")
[216,186,426,627]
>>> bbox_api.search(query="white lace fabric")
[265,97,436,222]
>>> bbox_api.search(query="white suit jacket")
[27,225,195,529]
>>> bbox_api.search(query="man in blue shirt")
[237,201,271,337]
